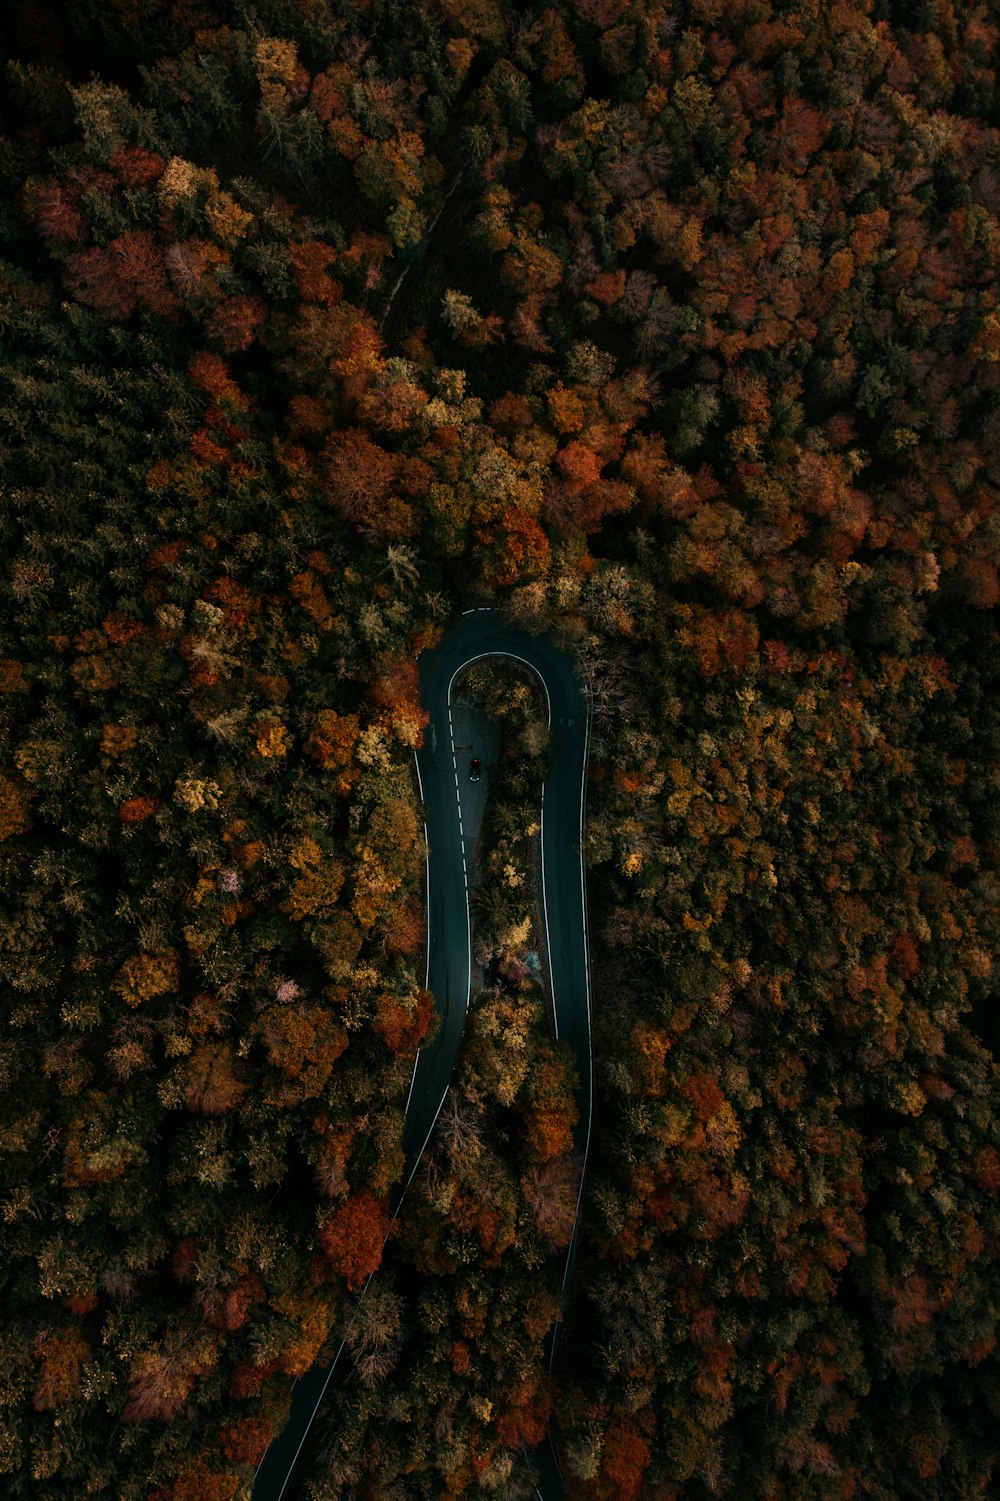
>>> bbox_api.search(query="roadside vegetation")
[462,658,552,974]
[297,658,578,1500]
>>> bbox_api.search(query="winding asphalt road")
[253,608,593,1501]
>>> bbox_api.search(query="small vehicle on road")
[469,757,481,782]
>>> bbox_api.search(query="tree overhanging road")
[253,608,593,1501]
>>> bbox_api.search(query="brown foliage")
[34,179,85,244]
[318,1190,392,1290]
[522,1155,579,1246]
[373,988,434,1055]
[196,1272,266,1333]
[182,1042,247,1115]
[303,709,359,795]
[381,901,424,957]
[218,1413,276,1466]
[64,231,178,320]
[121,1327,217,1422]
[289,239,344,304]
[321,427,400,530]
[493,1371,552,1449]
[595,1422,652,1500]
[207,294,267,353]
[33,1326,90,1410]
[0,774,32,841]
[187,352,248,408]
[171,1460,241,1501]
[108,146,165,188]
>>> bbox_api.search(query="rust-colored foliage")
[203,575,262,630]
[187,352,248,408]
[33,1326,91,1410]
[524,1105,575,1164]
[0,773,31,841]
[594,1423,652,1500]
[34,178,85,243]
[318,1190,391,1290]
[197,1272,266,1333]
[373,988,434,1055]
[303,709,359,795]
[109,145,165,187]
[218,1413,275,1466]
[289,240,344,305]
[207,293,267,353]
[258,1004,348,1097]
[65,231,178,319]
[118,793,159,822]
[170,1460,241,1501]
[321,427,400,530]
[493,1371,552,1449]
[229,1356,282,1401]
[289,568,335,632]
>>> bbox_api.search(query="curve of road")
[253,608,593,1501]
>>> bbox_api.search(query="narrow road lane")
[253,609,592,1501]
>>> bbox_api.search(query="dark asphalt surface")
[253,609,592,1501]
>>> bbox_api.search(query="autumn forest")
[1,0,999,1497]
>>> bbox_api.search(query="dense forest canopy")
[1,0,999,1497]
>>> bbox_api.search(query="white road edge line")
[444,672,475,1031]
[405,753,431,1120]
[540,782,556,1042]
